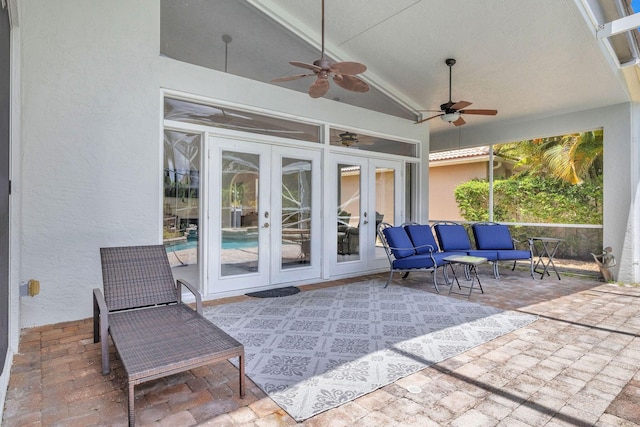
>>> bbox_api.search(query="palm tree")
[496,129,603,184]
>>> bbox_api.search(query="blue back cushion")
[382,227,416,259]
[404,224,438,254]
[473,224,513,250]
[434,224,471,251]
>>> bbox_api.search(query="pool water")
[165,239,258,252]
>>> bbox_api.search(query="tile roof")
[429,146,491,162]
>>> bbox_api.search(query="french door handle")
[263,223,270,228]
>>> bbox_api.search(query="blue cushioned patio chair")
[378,222,443,292]
[472,222,534,278]
[403,222,467,283]
[433,221,500,278]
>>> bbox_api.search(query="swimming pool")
[164,239,259,252]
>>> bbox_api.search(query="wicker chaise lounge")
[93,245,245,426]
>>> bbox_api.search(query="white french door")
[332,154,403,275]
[208,137,321,294]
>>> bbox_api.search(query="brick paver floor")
[3,264,640,426]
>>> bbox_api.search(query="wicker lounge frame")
[93,245,245,426]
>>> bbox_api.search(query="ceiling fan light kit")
[271,0,369,98]
[416,58,498,127]
[441,112,460,122]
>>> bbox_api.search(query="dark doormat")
[246,286,301,298]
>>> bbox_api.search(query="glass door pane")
[281,158,312,269]
[220,150,260,276]
[163,131,201,287]
[337,163,361,262]
[375,166,395,233]
[374,166,396,258]
[271,146,321,284]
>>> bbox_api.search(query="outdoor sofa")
[433,221,534,279]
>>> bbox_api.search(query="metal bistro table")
[529,237,563,280]
[443,255,487,297]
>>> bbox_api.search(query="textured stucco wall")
[19,1,161,327]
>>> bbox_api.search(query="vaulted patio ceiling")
[161,0,638,135]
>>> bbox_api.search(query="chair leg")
[530,258,535,279]
[385,270,394,288]
[432,268,439,293]
[443,265,451,285]
[511,260,517,271]
[93,300,99,344]
[493,262,500,279]
[239,351,246,398]
[128,382,135,426]
[100,312,110,375]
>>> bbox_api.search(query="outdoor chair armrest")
[177,278,203,314]
[513,238,534,251]
[414,243,436,253]
[92,288,111,374]
[387,243,435,253]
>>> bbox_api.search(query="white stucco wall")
[18,0,162,327]
[431,102,638,283]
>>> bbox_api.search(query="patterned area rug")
[204,280,537,421]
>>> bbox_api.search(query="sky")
[633,0,640,13]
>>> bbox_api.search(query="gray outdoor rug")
[204,280,537,421]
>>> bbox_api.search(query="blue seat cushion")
[441,250,468,259]
[382,227,416,259]
[434,224,472,251]
[431,252,455,267]
[404,224,438,255]
[473,224,513,250]
[497,249,531,260]
[467,250,499,261]
[392,254,436,269]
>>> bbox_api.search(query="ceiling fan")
[271,0,370,98]
[331,131,374,147]
[416,58,497,126]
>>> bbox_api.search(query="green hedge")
[454,176,602,224]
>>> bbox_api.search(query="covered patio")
[4,267,639,426]
[2,1,640,425]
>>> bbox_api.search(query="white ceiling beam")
[597,12,640,39]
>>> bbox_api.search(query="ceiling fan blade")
[271,73,315,83]
[459,109,498,116]
[330,61,367,75]
[333,74,369,93]
[415,114,443,124]
[450,100,472,110]
[417,109,445,113]
[289,61,323,72]
[453,116,466,126]
[309,78,330,98]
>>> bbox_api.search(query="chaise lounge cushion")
[382,226,416,259]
